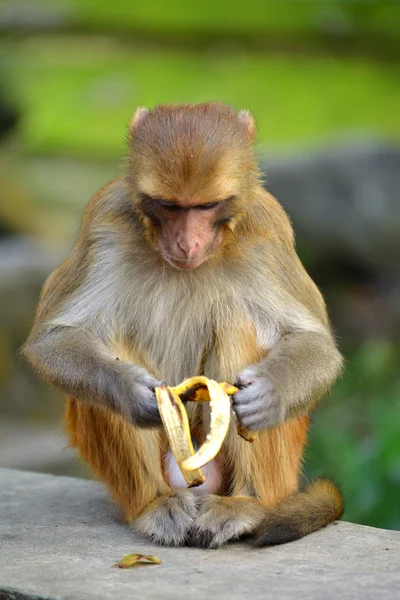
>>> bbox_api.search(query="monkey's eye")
[197,202,219,211]
[159,201,180,212]
[217,216,233,226]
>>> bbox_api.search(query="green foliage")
[36,0,400,37]
[307,341,400,530]
[5,38,400,157]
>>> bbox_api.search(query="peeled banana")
[155,384,205,487]
[174,377,258,444]
[179,378,231,472]
[155,376,258,487]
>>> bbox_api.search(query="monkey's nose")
[176,240,201,259]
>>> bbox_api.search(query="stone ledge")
[0,468,399,600]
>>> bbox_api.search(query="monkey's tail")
[253,478,343,547]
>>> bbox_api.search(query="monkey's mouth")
[165,255,207,270]
[161,232,222,270]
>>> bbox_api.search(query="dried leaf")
[112,553,162,569]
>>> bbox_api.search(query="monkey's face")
[138,194,236,270]
[128,103,259,269]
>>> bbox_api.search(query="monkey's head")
[127,103,259,270]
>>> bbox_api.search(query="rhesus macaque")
[23,103,343,548]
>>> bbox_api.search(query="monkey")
[23,103,344,548]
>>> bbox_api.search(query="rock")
[0,420,86,477]
[0,469,399,600]
[0,237,64,420]
[262,137,400,271]
[4,138,400,264]
[0,238,82,475]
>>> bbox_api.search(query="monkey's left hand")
[232,366,285,431]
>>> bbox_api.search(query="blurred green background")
[0,0,399,530]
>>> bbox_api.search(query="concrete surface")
[0,469,399,600]
[0,421,86,478]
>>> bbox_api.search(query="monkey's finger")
[234,366,258,388]
[233,403,267,425]
[237,400,284,431]
[236,416,263,432]
[231,389,261,441]
[133,385,164,428]
[239,411,278,431]
[232,388,265,411]
[233,393,276,420]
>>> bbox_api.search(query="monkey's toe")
[134,489,202,547]
[189,495,264,549]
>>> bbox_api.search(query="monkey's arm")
[233,331,342,431]
[23,324,162,427]
[23,185,163,429]
[232,221,343,431]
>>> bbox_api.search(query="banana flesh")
[180,378,231,472]
[174,377,258,443]
[155,384,205,487]
[155,376,258,486]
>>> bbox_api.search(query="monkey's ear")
[129,106,149,133]
[238,109,256,139]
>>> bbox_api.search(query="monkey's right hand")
[123,365,163,428]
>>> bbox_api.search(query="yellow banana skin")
[181,378,231,472]
[155,376,258,487]
[174,377,258,443]
[155,384,205,487]
[173,376,213,402]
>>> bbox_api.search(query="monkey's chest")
[130,299,268,385]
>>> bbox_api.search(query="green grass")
[5,37,400,157]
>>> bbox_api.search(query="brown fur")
[65,399,170,520]
[24,103,343,548]
[253,479,344,546]
[65,397,312,547]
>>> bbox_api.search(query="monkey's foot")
[190,495,265,549]
[134,489,205,547]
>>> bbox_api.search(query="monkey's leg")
[65,398,203,546]
[192,416,309,548]
[133,487,206,547]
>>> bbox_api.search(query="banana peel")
[179,378,231,472]
[112,554,162,568]
[156,376,258,487]
[155,384,205,487]
[174,377,257,444]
